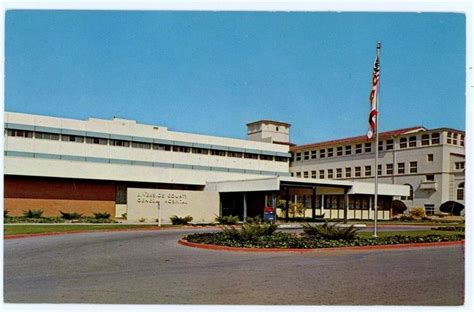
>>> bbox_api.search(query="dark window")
[275,156,287,162]
[400,137,407,149]
[410,161,418,173]
[173,145,190,153]
[365,165,371,176]
[327,169,334,179]
[260,154,273,161]
[427,154,434,162]
[355,144,362,154]
[153,144,172,151]
[398,162,405,174]
[110,139,130,147]
[227,151,243,158]
[327,148,333,157]
[303,171,309,178]
[319,170,325,179]
[35,132,60,140]
[354,166,361,177]
[336,168,342,178]
[311,150,317,159]
[386,139,394,150]
[210,149,226,156]
[421,134,430,146]
[426,174,434,181]
[192,148,209,154]
[86,137,108,145]
[431,133,440,144]
[345,167,351,178]
[409,136,417,147]
[311,170,317,179]
[6,129,34,138]
[295,152,301,161]
[386,163,393,175]
[365,142,372,153]
[337,146,343,156]
[244,153,259,159]
[61,134,84,143]
[378,141,383,151]
[345,145,351,155]
[304,151,310,160]
[320,149,326,158]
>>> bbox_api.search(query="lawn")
[3,224,170,235]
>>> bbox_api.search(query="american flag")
[367,44,380,139]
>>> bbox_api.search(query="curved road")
[4,229,464,305]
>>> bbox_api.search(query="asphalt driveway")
[3,228,464,305]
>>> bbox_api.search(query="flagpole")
[373,41,381,237]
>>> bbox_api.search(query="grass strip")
[3,224,168,235]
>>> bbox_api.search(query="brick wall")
[4,176,116,217]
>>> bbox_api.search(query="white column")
[321,194,325,214]
[243,193,247,222]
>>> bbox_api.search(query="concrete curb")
[178,239,464,253]
[4,226,222,240]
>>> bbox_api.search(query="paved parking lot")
[4,229,464,305]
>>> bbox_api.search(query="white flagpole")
[373,41,381,237]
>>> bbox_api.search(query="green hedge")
[4,216,118,224]
[184,232,464,249]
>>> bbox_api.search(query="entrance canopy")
[205,176,409,197]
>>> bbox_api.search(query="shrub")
[23,209,44,218]
[421,216,432,221]
[121,213,127,220]
[409,208,425,218]
[398,215,415,221]
[93,212,111,219]
[4,210,8,218]
[391,200,407,215]
[59,211,83,220]
[431,226,465,232]
[245,216,262,224]
[215,215,240,225]
[170,215,193,225]
[138,218,146,223]
[221,223,279,242]
[301,222,360,240]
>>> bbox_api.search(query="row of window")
[292,132,464,162]
[292,161,419,179]
[5,129,288,162]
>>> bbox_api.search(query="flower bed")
[184,232,464,249]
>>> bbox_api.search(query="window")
[409,136,417,147]
[259,154,273,161]
[116,185,127,204]
[386,139,393,150]
[345,145,351,155]
[401,184,413,200]
[453,133,458,145]
[447,132,452,144]
[460,135,464,146]
[291,172,294,177]
[365,165,371,176]
[386,163,393,175]
[365,142,372,153]
[296,172,301,178]
[410,161,418,173]
[173,145,190,153]
[427,154,434,162]
[400,137,407,149]
[320,149,326,158]
[303,171,309,179]
[227,151,243,158]
[311,170,317,179]
[296,152,301,161]
[6,129,33,138]
[457,182,464,200]
[431,133,440,144]
[319,170,325,179]
[355,144,362,154]
[86,137,108,145]
[275,156,287,162]
[61,134,84,143]
[153,144,172,151]
[337,146,343,156]
[336,168,342,178]
[311,150,317,159]
[192,148,209,154]
[426,174,434,181]
[35,132,60,140]
[210,149,226,156]
[421,134,430,146]
[304,151,310,160]
[328,169,334,179]
[398,162,405,174]
[424,204,435,216]
[378,141,383,151]
[327,148,333,157]
[354,166,361,177]
[378,164,382,175]
[345,167,351,178]
[244,153,258,159]
[455,162,465,170]
[110,139,130,147]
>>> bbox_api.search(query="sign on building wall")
[127,188,220,223]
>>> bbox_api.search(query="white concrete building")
[290,126,466,216]
[4,112,409,222]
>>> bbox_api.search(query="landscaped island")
[184,222,464,249]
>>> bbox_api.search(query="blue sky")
[5,10,466,144]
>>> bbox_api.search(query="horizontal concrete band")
[5,123,291,158]
[177,239,464,253]
[4,151,290,177]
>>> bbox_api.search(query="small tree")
[409,207,425,219]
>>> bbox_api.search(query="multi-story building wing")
[290,126,465,215]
